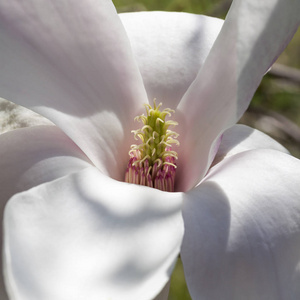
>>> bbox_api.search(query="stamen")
[125,100,179,192]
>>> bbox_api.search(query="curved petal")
[181,149,300,300]
[177,0,300,190]
[0,125,93,299]
[120,12,223,109]
[212,124,289,166]
[0,125,92,203]
[3,168,184,300]
[0,0,148,179]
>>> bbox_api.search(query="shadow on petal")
[181,181,231,298]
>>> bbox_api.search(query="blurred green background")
[113,1,300,299]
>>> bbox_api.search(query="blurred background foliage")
[113,0,300,299]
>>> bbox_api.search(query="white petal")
[4,168,184,300]
[0,125,92,298]
[212,124,289,165]
[181,149,300,300]
[0,0,148,178]
[120,12,223,109]
[177,0,300,190]
[0,126,92,203]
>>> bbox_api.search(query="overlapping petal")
[0,125,93,298]
[212,124,289,165]
[181,149,300,300]
[0,126,92,203]
[177,0,300,190]
[0,0,148,179]
[120,12,223,109]
[4,168,184,300]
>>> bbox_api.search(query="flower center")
[125,100,179,192]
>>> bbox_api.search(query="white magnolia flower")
[0,0,300,299]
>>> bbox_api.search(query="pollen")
[125,100,179,192]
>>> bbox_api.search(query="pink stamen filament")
[125,149,176,192]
